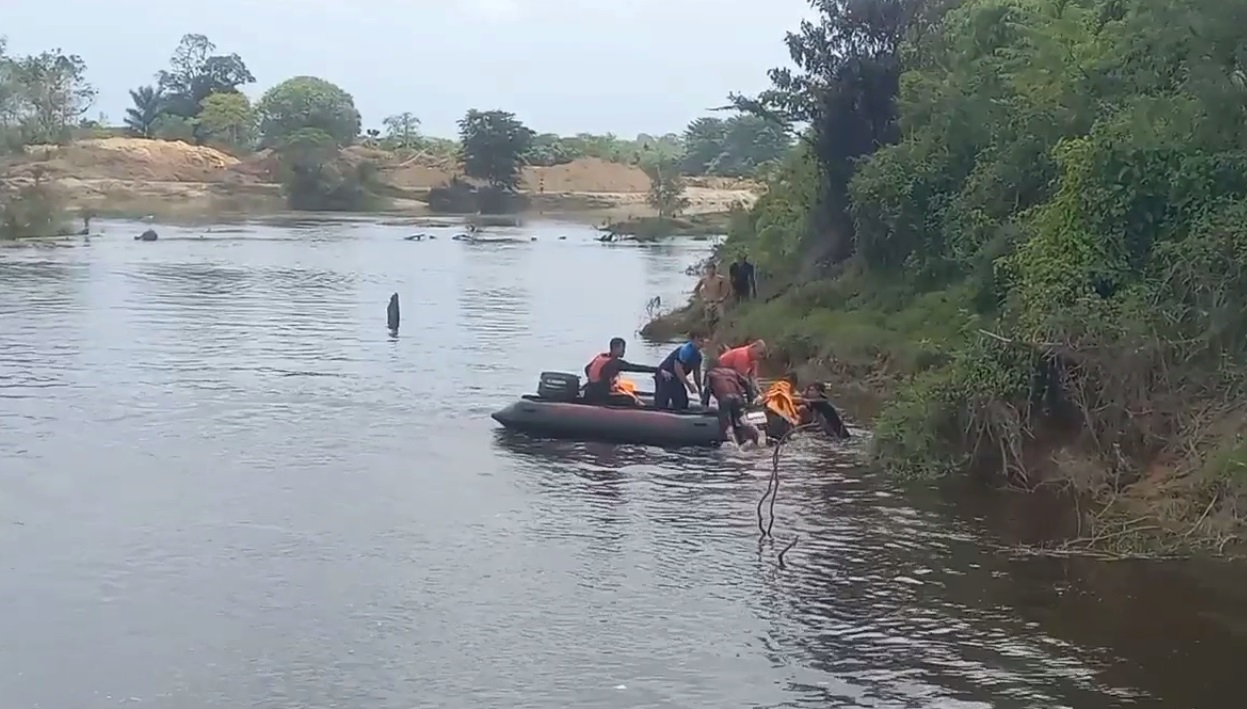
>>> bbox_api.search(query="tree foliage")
[197,92,255,151]
[256,76,361,148]
[643,158,690,218]
[275,127,382,212]
[681,115,792,177]
[457,109,533,190]
[0,45,96,147]
[720,0,1247,533]
[156,34,254,126]
[124,85,165,138]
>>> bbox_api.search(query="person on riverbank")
[584,337,659,405]
[693,263,732,328]
[654,332,709,411]
[729,254,756,303]
[702,365,760,449]
[718,340,766,395]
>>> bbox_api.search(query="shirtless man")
[692,263,732,327]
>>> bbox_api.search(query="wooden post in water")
[387,293,400,334]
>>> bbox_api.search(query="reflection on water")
[0,218,1244,709]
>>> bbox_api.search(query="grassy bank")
[643,0,1247,557]
[603,212,734,241]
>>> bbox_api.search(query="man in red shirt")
[716,340,766,396]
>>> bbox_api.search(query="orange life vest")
[586,352,612,383]
[586,353,641,403]
[764,380,802,425]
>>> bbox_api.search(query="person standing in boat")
[653,331,709,411]
[584,337,660,406]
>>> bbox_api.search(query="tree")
[9,49,96,145]
[256,76,361,148]
[151,114,196,142]
[275,127,380,212]
[197,92,255,151]
[731,0,920,264]
[680,117,729,175]
[381,112,421,150]
[457,109,534,191]
[156,34,254,121]
[124,85,165,138]
[644,158,690,219]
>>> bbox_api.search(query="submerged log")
[387,292,400,333]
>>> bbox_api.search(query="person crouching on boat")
[653,331,709,411]
[584,337,660,406]
[702,366,761,449]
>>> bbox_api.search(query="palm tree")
[124,85,164,137]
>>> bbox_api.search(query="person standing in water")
[702,365,760,449]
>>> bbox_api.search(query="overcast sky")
[5,0,815,138]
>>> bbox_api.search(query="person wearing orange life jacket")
[583,337,660,405]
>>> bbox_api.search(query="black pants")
[717,395,748,440]
[654,373,689,410]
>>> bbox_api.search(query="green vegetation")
[650,0,1247,551]
[604,212,735,241]
[0,39,81,238]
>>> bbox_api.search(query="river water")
[1,217,1245,709]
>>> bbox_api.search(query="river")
[1,217,1245,709]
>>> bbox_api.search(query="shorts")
[703,299,725,325]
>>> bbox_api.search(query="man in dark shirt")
[584,337,660,405]
[731,254,756,302]
[702,366,761,448]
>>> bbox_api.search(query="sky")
[5,0,816,139]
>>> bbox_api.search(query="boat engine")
[537,371,581,401]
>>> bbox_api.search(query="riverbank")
[1,138,759,222]
[600,212,737,240]
[643,274,1247,559]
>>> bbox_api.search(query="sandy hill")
[11,138,252,183]
[3,138,667,193]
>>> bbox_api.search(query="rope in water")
[757,422,820,569]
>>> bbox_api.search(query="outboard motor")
[536,371,580,402]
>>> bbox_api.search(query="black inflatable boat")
[491,371,766,447]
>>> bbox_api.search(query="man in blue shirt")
[654,332,709,411]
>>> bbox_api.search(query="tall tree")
[457,109,534,191]
[680,117,729,175]
[156,34,254,132]
[256,76,361,148]
[381,112,421,150]
[9,49,96,145]
[197,92,255,151]
[644,158,690,219]
[124,85,165,138]
[731,0,921,264]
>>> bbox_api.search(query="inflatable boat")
[491,371,767,447]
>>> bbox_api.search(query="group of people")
[581,334,849,449]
